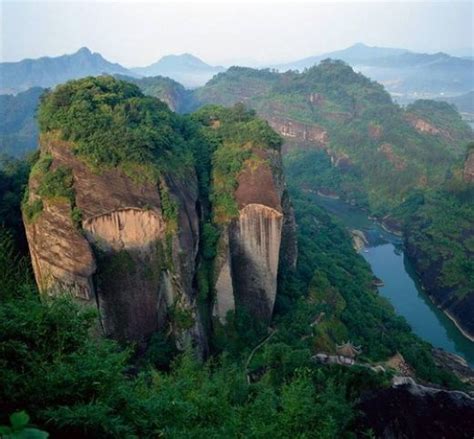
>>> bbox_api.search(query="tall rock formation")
[22,78,297,350]
[207,107,297,323]
[24,133,206,350]
[23,77,206,352]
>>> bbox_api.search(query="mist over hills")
[275,43,409,70]
[1,43,472,98]
[1,43,472,158]
[131,53,224,88]
[275,43,474,98]
[435,91,474,114]
[0,47,135,94]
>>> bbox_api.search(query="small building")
[336,341,362,365]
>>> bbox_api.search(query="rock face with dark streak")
[213,147,296,323]
[355,378,474,438]
[24,133,206,352]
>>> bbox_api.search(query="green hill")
[184,61,474,340]
[192,60,473,212]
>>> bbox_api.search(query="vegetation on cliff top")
[190,104,282,224]
[37,76,191,177]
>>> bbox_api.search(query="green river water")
[312,194,474,367]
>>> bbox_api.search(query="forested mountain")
[192,61,472,210]
[1,57,473,342]
[131,53,224,88]
[166,60,474,341]
[2,76,472,437]
[114,74,193,113]
[0,47,134,94]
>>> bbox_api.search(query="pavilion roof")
[336,341,362,358]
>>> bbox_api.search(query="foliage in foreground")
[0,227,365,438]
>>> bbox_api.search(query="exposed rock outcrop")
[24,79,297,354]
[267,116,329,146]
[378,143,406,171]
[24,134,206,351]
[432,348,474,385]
[213,148,296,323]
[368,122,383,140]
[405,113,441,135]
[355,377,474,438]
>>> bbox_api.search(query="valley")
[1,45,473,437]
[312,193,474,367]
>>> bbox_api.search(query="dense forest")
[1,77,469,438]
[185,61,474,339]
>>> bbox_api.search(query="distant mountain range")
[0,47,134,94]
[2,43,472,97]
[1,43,473,157]
[0,50,226,93]
[275,43,408,70]
[131,54,224,88]
[275,43,474,97]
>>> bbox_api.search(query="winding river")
[312,194,474,367]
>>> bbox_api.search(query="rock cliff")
[267,116,329,146]
[355,377,474,438]
[213,153,285,322]
[203,108,297,324]
[23,78,296,352]
[24,134,206,350]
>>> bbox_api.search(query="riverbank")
[310,193,474,367]
[446,311,474,343]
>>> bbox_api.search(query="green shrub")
[37,166,74,202]
[22,199,43,223]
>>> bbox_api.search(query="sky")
[1,0,473,67]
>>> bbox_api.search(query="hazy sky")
[1,1,473,66]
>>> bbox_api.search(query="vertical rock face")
[229,204,283,320]
[24,134,206,350]
[25,200,96,300]
[24,79,297,351]
[213,148,296,323]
